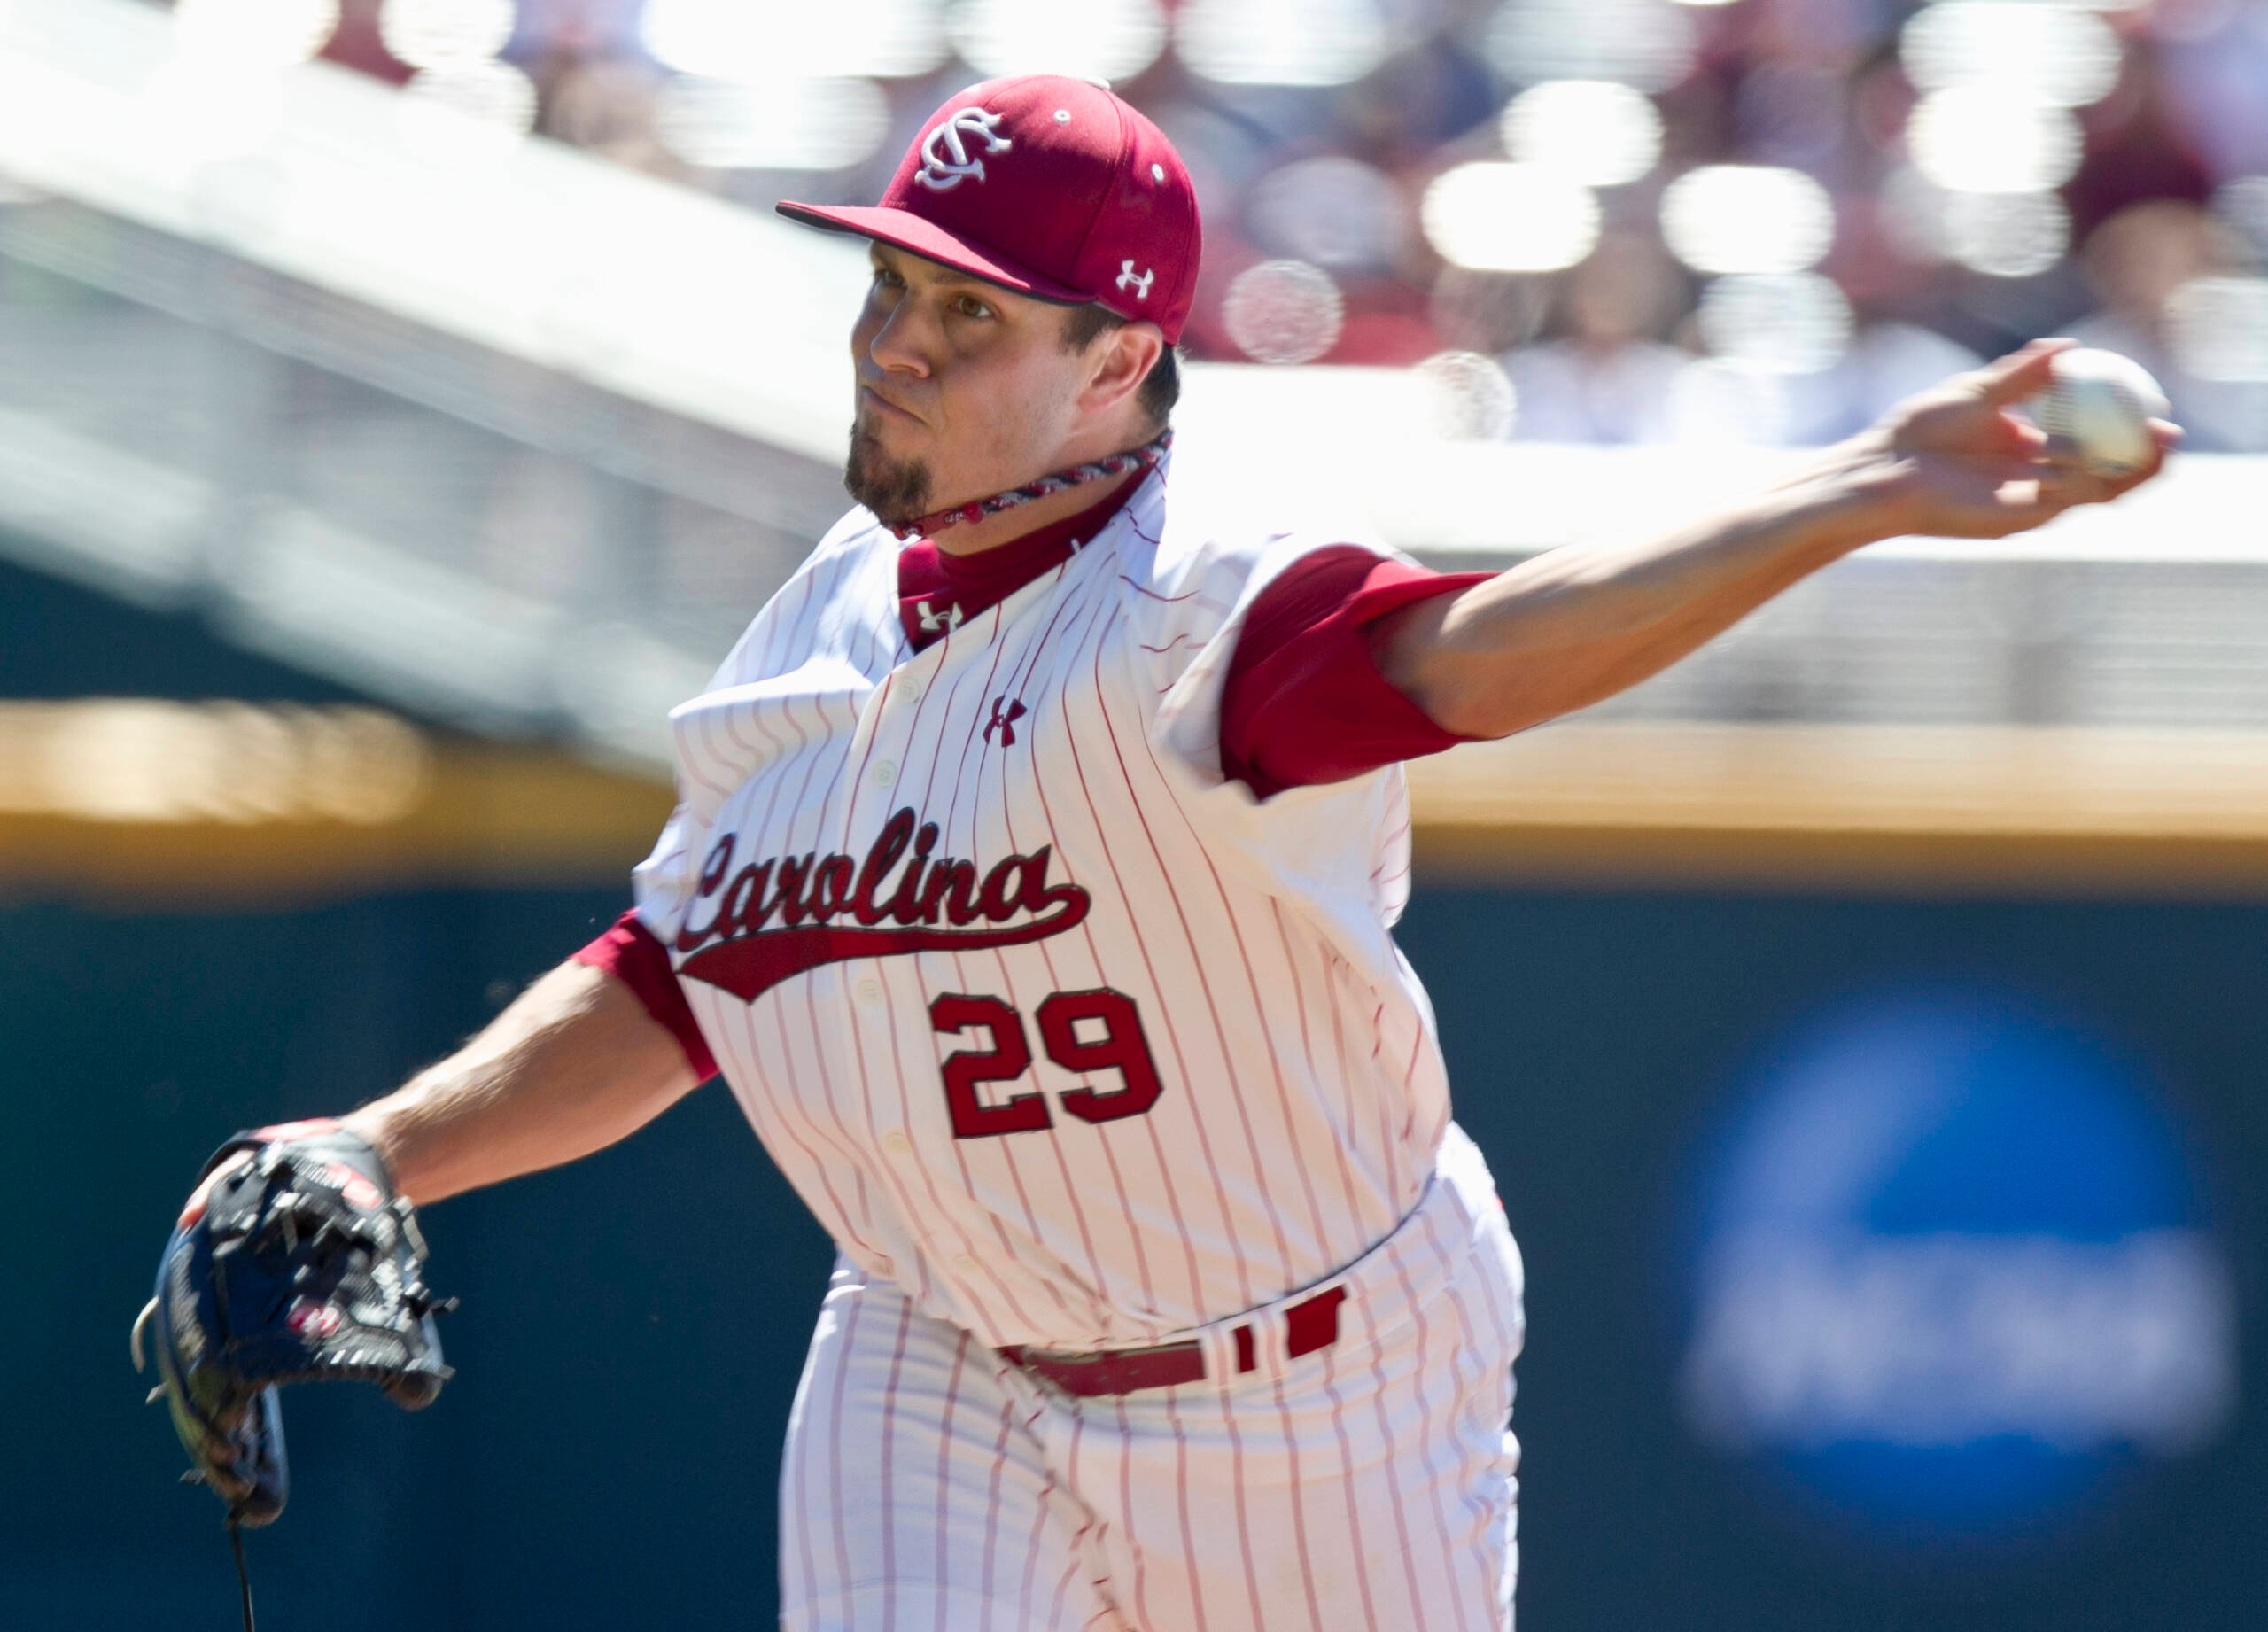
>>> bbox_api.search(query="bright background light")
[1221,259,1345,364]
[655,76,892,172]
[1416,350,1518,440]
[1901,4,2123,109]
[1423,161,1601,272]
[1502,80,1663,188]
[1908,90,2084,193]
[399,59,538,160]
[1177,0,1393,87]
[1697,272,1853,373]
[1486,0,1697,94]
[1247,156,1406,269]
[1943,190,2071,279]
[2167,278,2268,383]
[141,60,288,163]
[947,0,1168,82]
[173,0,340,69]
[377,0,516,72]
[641,0,949,83]
[1661,166,1835,276]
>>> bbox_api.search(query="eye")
[870,264,904,291]
[952,292,995,320]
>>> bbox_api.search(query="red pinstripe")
[1110,1395,1156,1632]
[1160,1390,1215,1632]
[876,1295,914,1632]
[1058,601,1210,1320]
[1214,1383,1270,1632]
[1418,1207,1503,1623]
[931,1327,972,1631]
[825,1278,865,1632]
[1085,618,1261,1309]
[721,693,882,1266]
[987,561,1122,1324]
[1270,903,1386,1257]
[1270,1369,1330,1632]
[1139,740,1327,1278]
[1387,1223,1479,1632]
[1316,1344,1386,1632]
[977,1360,1020,1631]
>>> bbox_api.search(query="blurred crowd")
[294,0,2268,448]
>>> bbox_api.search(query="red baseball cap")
[778,75,1202,344]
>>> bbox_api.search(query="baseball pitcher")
[142,74,2171,1632]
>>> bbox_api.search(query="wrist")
[1767,431,1915,556]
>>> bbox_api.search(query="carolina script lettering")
[676,809,1091,1001]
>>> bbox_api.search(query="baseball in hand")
[2033,347,2170,478]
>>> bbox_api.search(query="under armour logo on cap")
[1116,261,1154,300]
[916,107,1012,191]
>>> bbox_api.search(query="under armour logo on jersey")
[1115,261,1154,300]
[984,696,1028,745]
[915,108,1012,190]
[916,599,964,633]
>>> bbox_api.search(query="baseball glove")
[132,1119,454,1527]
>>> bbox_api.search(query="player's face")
[846,243,1093,526]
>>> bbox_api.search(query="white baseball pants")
[779,1132,1526,1632]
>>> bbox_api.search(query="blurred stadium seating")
[4,0,2267,893]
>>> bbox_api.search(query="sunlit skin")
[846,240,1167,557]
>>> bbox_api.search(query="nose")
[859,292,934,385]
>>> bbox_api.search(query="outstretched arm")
[176,959,703,1216]
[1373,340,2178,741]
[338,960,702,1205]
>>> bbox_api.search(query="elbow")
[1402,669,1566,741]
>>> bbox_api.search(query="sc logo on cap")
[917,108,1013,191]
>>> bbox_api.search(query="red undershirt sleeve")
[572,911,718,1081]
[1219,546,1495,802]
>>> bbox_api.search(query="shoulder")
[703,508,897,692]
[1107,454,1391,640]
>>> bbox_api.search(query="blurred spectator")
[2071,199,2267,451]
[2157,0,2268,184]
[1504,229,1689,444]
[2067,40,2212,242]
[534,50,688,183]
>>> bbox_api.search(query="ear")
[1078,320,1165,420]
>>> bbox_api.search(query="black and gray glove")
[132,1119,454,1527]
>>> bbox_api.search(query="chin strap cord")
[888,431,1171,540]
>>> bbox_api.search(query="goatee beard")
[843,425,933,529]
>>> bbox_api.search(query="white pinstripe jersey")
[632,454,1459,1351]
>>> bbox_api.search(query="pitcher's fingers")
[2031,463,2120,509]
[1977,337,2076,406]
[177,1152,253,1228]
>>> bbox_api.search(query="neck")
[932,466,1141,557]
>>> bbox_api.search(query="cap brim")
[776,201,1093,307]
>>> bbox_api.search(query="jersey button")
[872,760,897,787]
[856,978,883,1005]
[952,1254,981,1275]
[882,1131,913,1157]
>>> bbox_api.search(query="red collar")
[897,482,1138,652]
